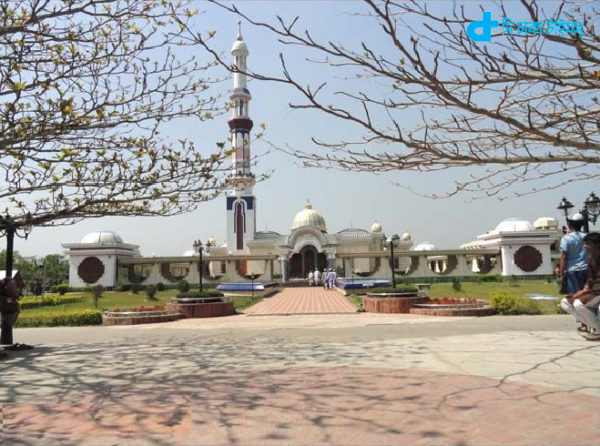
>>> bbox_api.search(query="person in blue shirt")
[559,212,589,330]
[563,232,600,341]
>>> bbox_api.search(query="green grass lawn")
[19,290,262,318]
[348,280,564,315]
[425,279,563,314]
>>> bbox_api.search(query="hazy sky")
[12,1,597,258]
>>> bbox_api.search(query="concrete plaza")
[1,310,599,445]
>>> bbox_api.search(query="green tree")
[1,0,234,231]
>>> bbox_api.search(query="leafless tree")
[1,0,236,230]
[200,0,599,198]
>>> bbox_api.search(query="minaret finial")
[237,21,242,40]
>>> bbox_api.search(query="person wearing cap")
[559,212,589,329]
[564,232,600,341]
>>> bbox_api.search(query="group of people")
[558,212,600,341]
[307,268,337,289]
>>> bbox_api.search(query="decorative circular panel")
[513,246,542,272]
[78,257,105,284]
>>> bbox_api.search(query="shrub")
[472,275,482,284]
[156,282,166,291]
[15,309,103,327]
[176,290,224,298]
[51,283,71,295]
[489,292,541,315]
[177,279,190,293]
[145,284,157,300]
[91,284,103,308]
[119,284,131,292]
[451,277,462,292]
[481,274,503,282]
[508,275,520,287]
[131,282,142,294]
[19,294,82,309]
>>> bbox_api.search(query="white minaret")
[226,22,256,252]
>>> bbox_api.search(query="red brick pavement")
[244,287,358,315]
[4,367,599,445]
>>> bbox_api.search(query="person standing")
[307,270,314,286]
[314,269,321,287]
[327,268,337,290]
[559,213,589,328]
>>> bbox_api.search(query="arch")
[289,245,327,278]
[289,227,326,254]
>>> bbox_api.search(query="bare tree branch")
[201,0,599,198]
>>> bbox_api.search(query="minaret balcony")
[229,88,251,98]
[228,117,254,131]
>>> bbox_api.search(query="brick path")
[243,287,357,315]
[2,330,599,446]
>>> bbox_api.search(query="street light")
[557,192,600,233]
[386,234,400,289]
[0,212,33,345]
[248,273,258,299]
[193,238,214,292]
[34,257,46,296]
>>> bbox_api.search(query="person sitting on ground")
[564,232,600,341]
[558,212,589,330]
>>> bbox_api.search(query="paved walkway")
[244,287,357,315]
[2,314,599,445]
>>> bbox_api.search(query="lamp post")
[557,192,600,233]
[249,273,258,299]
[34,257,45,296]
[386,234,400,289]
[193,238,213,292]
[0,212,33,345]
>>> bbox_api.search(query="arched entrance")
[289,245,327,278]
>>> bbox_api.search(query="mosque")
[63,28,562,289]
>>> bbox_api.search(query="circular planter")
[410,299,495,317]
[103,310,183,326]
[363,293,429,313]
[166,297,235,318]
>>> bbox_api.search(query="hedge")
[15,309,103,327]
[19,294,83,309]
[489,292,542,315]
[176,290,224,298]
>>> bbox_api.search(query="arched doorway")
[289,245,327,278]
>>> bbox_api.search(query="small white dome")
[494,218,534,233]
[414,241,435,251]
[371,221,382,233]
[80,230,123,245]
[182,249,195,257]
[401,232,411,241]
[533,217,558,230]
[208,235,217,246]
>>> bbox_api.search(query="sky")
[10,0,598,258]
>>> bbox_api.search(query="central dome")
[291,204,327,233]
